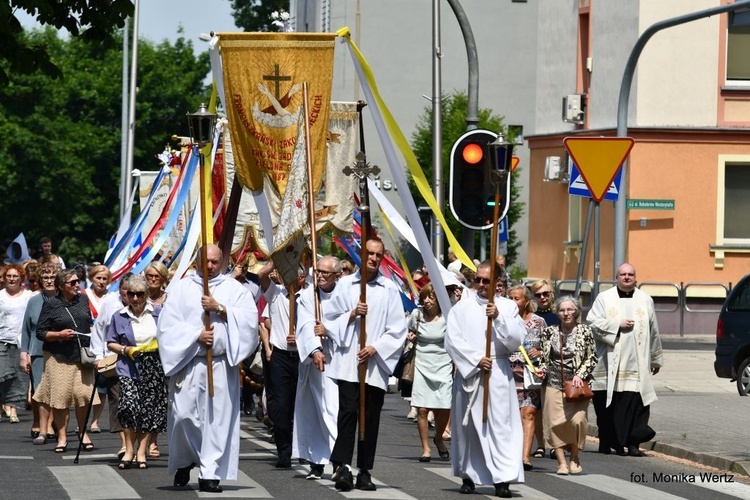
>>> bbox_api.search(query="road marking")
[49,464,139,499]
[239,452,276,458]
[240,428,276,451]
[0,455,34,460]
[189,469,273,498]
[692,477,750,499]
[553,473,686,499]
[62,453,115,461]
[426,466,555,499]
[289,464,418,499]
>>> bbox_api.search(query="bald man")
[158,245,259,493]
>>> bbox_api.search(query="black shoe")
[173,463,195,488]
[628,446,645,457]
[459,478,475,494]
[598,443,612,455]
[275,456,292,468]
[616,447,629,456]
[306,464,324,480]
[355,470,377,491]
[198,479,223,493]
[334,467,354,491]
[494,482,512,498]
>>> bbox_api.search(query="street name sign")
[563,137,635,202]
[626,199,675,210]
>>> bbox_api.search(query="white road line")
[691,475,750,500]
[553,473,686,500]
[188,469,273,498]
[49,464,140,499]
[290,464,417,499]
[62,453,115,460]
[238,452,276,458]
[240,429,276,451]
[0,455,34,460]
[427,466,556,500]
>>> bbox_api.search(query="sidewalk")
[587,340,750,476]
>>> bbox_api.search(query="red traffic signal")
[461,143,484,164]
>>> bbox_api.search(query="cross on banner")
[262,63,292,99]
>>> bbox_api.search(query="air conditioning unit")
[543,156,567,182]
[562,94,585,124]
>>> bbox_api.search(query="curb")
[587,423,750,477]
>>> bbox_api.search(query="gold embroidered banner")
[218,32,335,196]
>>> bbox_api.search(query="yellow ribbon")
[519,345,537,372]
[336,27,475,272]
[128,338,159,361]
[378,208,419,298]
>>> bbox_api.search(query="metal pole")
[573,201,594,299]
[593,201,600,304]
[123,0,140,223]
[613,0,750,273]
[119,17,130,222]
[447,0,479,130]
[431,0,444,261]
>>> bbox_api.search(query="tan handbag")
[560,328,593,402]
[97,354,118,378]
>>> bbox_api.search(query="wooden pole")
[302,83,322,322]
[482,189,502,423]
[197,146,214,397]
[356,101,368,443]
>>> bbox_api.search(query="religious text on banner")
[218,32,335,198]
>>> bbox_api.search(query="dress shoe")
[494,482,512,498]
[334,466,354,491]
[275,456,292,468]
[356,470,377,491]
[598,443,612,455]
[198,479,223,493]
[616,447,629,456]
[459,478,475,494]
[173,463,195,488]
[628,446,645,457]
[306,464,324,480]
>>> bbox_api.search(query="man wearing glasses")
[157,245,259,493]
[587,262,663,458]
[292,256,343,480]
[445,259,526,498]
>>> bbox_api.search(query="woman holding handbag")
[536,296,597,475]
[409,284,452,462]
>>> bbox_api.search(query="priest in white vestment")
[292,256,342,480]
[325,238,407,492]
[445,260,525,499]
[587,262,663,457]
[157,245,258,493]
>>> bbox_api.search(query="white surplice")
[445,290,525,486]
[292,285,339,464]
[324,271,406,391]
[157,273,258,481]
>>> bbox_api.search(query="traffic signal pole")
[431,0,444,262]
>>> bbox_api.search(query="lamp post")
[187,102,218,396]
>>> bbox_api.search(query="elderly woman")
[409,284,453,462]
[84,264,114,433]
[34,269,98,453]
[507,284,547,470]
[0,264,34,424]
[530,279,560,327]
[106,274,167,470]
[144,261,168,306]
[536,296,597,475]
[20,264,58,443]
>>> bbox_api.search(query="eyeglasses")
[315,269,336,276]
[558,308,577,314]
[145,274,161,280]
[66,279,80,286]
[126,291,146,298]
[473,277,491,285]
[534,291,551,298]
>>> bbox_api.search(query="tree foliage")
[230,0,290,32]
[409,91,524,265]
[0,28,211,261]
[0,0,133,84]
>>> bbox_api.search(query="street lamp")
[186,102,217,148]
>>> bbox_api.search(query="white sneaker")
[427,411,435,427]
[406,407,417,420]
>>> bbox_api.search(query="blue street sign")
[498,218,509,242]
[568,162,622,201]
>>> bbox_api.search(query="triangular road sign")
[563,137,634,202]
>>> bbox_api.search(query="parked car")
[715,273,750,395]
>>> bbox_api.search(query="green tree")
[409,91,524,265]
[0,28,210,261]
[0,0,133,84]
[230,0,290,32]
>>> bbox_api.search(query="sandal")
[523,461,533,471]
[30,429,41,439]
[433,437,450,461]
[532,447,545,459]
[82,441,95,451]
[118,459,132,470]
[136,461,148,470]
[148,444,160,458]
[90,426,101,433]
[32,435,47,445]
[54,443,68,453]
[419,455,431,463]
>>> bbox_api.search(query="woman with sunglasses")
[33,269,98,453]
[106,274,166,470]
[530,280,560,327]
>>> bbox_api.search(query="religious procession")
[0,27,663,500]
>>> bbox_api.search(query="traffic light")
[449,130,513,230]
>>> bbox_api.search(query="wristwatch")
[216,304,225,314]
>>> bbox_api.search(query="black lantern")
[186,103,217,147]
[487,134,513,176]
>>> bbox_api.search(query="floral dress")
[509,313,546,408]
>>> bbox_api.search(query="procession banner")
[218,32,335,197]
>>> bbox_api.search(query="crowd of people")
[0,236,664,497]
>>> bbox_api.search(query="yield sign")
[563,137,635,202]
[511,156,520,173]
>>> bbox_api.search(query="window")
[723,163,750,241]
[726,12,750,84]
